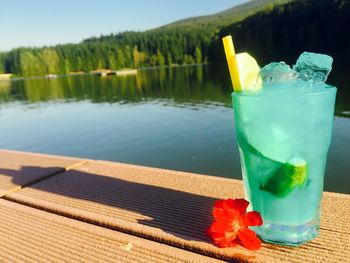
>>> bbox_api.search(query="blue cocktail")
[222,35,337,245]
[233,79,336,245]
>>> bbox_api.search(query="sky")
[0,0,248,52]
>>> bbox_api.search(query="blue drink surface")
[232,82,336,245]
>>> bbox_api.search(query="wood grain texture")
[0,199,223,263]
[0,149,86,196]
[2,152,349,262]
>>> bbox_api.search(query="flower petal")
[207,229,225,240]
[208,221,228,233]
[222,199,235,210]
[223,199,249,214]
[213,207,227,221]
[224,230,238,242]
[242,211,263,227]
[214,200,224,209]
[208,231,238,248]
[217,239,238,248]
[237,227,261,250]
[226,208,241,221]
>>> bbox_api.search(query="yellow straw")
[222,36,241,91]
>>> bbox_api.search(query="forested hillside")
[0,0,349,77]
[213,0,350,65]
[157,0,292,29]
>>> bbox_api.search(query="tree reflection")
[1,65,231,107]
[1,64,349,118]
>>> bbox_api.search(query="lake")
[0,64,349,194]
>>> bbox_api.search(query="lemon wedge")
[235,53,262,91]
[222,36,262,92]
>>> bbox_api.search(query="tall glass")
[232,85,337,246]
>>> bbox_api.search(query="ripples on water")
[0,65,349,193]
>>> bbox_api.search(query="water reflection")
[0,65,231,107]
[0,81,11,102]
[0,64,348,117]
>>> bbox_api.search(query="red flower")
[207,198,263,250]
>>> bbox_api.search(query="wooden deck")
[0,149,349,262]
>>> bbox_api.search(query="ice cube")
[293,52,333,82]
[259,62,297,84]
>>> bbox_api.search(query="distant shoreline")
[0,63,209,82]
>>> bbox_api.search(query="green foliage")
[156,50,165,67]
[0,54,5,74]
[213,0,350,64]
[158,0,292,30]
[0,0,349,77]
[40,48,60,74]
[0,27,214,76]
[195,47,202,64]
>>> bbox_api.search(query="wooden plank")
[0,199,223,263]
[0,150,87,197]
[3,153,350,262]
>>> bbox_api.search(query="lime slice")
[235,52,262,91]
[240,130,308,198]
[260,158,308,198]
